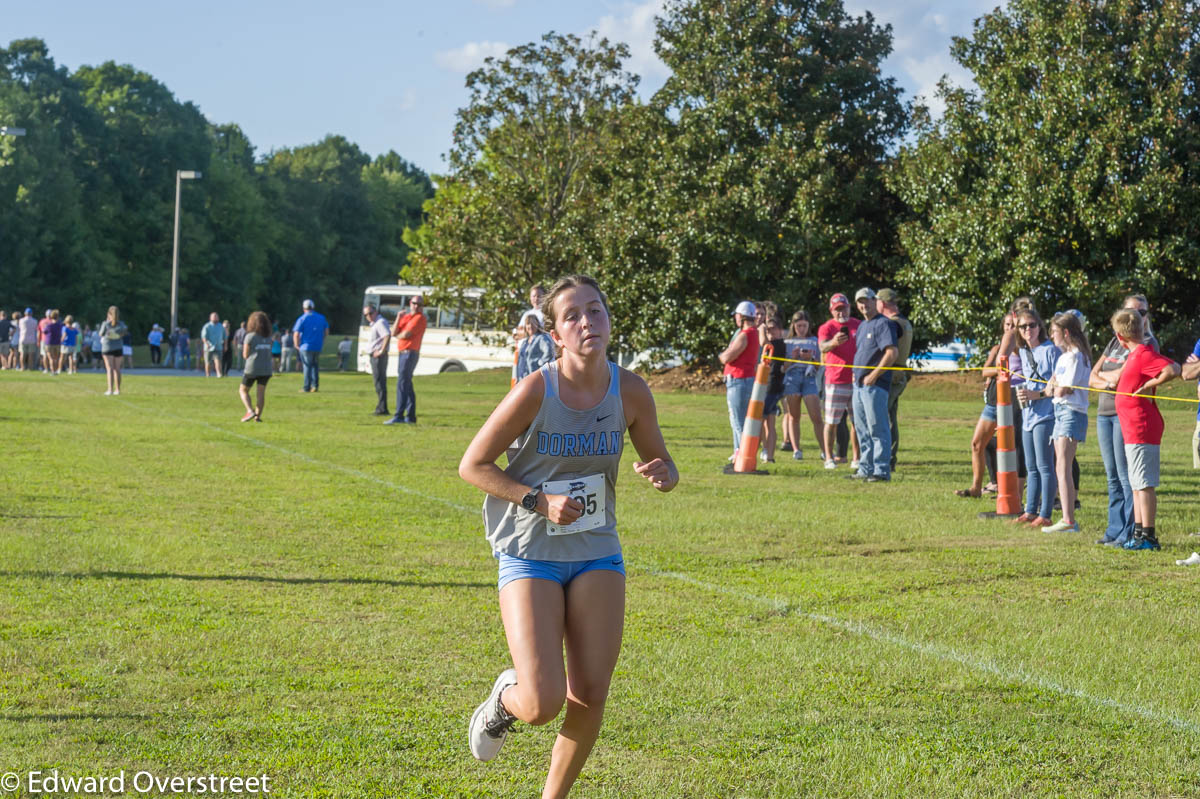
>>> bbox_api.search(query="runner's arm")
[458,373,582,523]
[621,371,679,493]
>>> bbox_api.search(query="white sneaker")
[1176,552,1200,566]
[824,459,836,470]
[469,668,518,761]
[113,390,120,396]
[103,390,112,396]
[850,459,860,470]
[793,450,803,461]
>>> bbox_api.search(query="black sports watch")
[521,487,541,512]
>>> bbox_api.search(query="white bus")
[358,284,514,377]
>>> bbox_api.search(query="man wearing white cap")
[718,301,760,460]
[293,299,330,393]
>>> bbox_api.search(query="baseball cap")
[854,287,876,302]
[829,293,850,309]
[734,300,757,318]
[24,307,32,314]
[302,299,314,309]
[876,288,899,303]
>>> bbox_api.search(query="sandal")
[982,483,998,494]
[955,488,981,498]
[1010,512,1036,524]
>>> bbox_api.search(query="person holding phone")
[818,293,861,470]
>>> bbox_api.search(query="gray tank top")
[484,360,626,561]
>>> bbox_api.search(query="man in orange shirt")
[385,294,428,425]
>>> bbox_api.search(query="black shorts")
[241,374,271,387]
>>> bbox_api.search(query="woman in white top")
[1043,311,1091,533]
[459,275,678,798]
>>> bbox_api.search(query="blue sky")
[5,0,1001,175]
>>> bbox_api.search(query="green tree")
[594,0,909,362]
[890,0,1200,354]
[404,32,638,334]
[0,39,105,322]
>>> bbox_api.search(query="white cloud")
[434,41,512,74]
[593,0,669,85]
[843,0,1001,116]
[397,89,418,113]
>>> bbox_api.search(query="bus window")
[438,302,463,330]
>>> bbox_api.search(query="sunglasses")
[1017,323,1038,330]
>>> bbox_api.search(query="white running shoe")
[103,390,112,396]
[793,450,803,461]
[469,668,518,761]
[113,390,120,396]
[1041,520,1080,534]
[823,459,836,470]
[1176,552,1200,566]
[850,459,860,470]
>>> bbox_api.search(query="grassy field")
[1,367,1198,798]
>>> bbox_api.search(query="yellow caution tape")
[762,355,1200,405]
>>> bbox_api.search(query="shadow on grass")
[0,571,491,589]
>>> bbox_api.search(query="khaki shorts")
[0,342,10,356]
[20,342,36,355]
[1125,443,1160,491]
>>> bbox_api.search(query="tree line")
[0,38,433,337]
[407,0,1200,362]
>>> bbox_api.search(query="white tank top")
[483,360,626,561]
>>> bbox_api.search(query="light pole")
[169,170,201,336]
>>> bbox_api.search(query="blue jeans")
[299,349,320,391]
[725,376,753,450]
[392,350,419,422]
[1022,419,1055,518]
[852,383,891,478]
[1096,414,1134,543]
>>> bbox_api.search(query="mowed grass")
[1,367,1199,798]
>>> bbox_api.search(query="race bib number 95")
[542,473,605,536]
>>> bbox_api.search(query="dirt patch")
[643,363,726,394]
[904,370,988,403]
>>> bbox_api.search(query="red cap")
[829,293,850,309]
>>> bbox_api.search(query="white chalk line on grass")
[89,385,1197,736]
[644,567,1200,736]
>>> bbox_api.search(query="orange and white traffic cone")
[511,346,519,388]
[726,344,772,475]
[980,371,1021,518]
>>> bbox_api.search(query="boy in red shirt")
[1112,308,1181,551]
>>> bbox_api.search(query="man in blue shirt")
[849,287,899,482]
[292,299,330,393]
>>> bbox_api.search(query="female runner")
[459,274,678,799]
